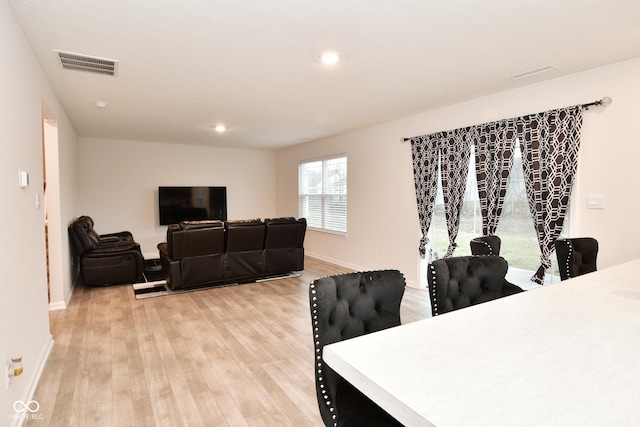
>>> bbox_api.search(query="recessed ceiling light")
[320,51,341,65]
[95,101,107,109]
[215,125,226,132]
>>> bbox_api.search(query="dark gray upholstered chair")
[309,270,405,427]
[470,235,501,256]
[555,237,599,281]
[427,256,523,316]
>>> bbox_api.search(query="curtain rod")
[400,96,612,143]
[581,96,612,110]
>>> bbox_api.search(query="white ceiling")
[9,0,640,150]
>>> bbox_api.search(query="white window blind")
[299,156,347,233]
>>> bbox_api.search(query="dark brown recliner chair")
[224,219,266,283]
[157,220,226,290]
[69,216,143,286]
[310,270,405,427]
[263,217,307,277]
[427,256,523,316]
[72,215,134,246]
[555,237,599,281]
[470,235,501,256]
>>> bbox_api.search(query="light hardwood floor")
[25,257,432,427]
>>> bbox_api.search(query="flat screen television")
[158,186,227,225]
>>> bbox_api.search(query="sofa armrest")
[158,243,183,289]
[88,242,141,255]
[99,231,134,244]
[99,235,120,244]
[80,248,143,285]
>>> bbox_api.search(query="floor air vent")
[54,50,118,76]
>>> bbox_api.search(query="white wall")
[276,57,640,288]
[277,124,420,284]
[77,138,278,255]
[5,0,639,415]
[1,1,78,424]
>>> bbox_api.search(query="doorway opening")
[42,101,65,308]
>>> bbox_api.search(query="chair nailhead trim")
[471,237,495,256]
[480,240,493,255]
[310,270,403,427]
[556,240,576,281]
[429,264,438,316]
[309,280,338,426]
[565,240,573,279]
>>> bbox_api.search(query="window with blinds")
[298,155,347,234]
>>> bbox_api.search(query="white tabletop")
[323,258,640,427]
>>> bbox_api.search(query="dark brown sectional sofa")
[157,217,306,290]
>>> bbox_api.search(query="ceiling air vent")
[54,50,118,76]
[509,65,556,81]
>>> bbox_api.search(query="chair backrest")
[79,215,95,228]
[296,217,307,247]
[309,270,405,427]
[263,217,307,275]
[470,235,501,256]
[263,217,300,248]
[224,219,265,252]
[555,237,599,280]
[166,220,225,260]
[224,219,266,282]
[69,216,100,254]
[428,256,517,316]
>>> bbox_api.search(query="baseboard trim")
[11,335,54,427]
[306,252,419,289]
[306,252,363,272]
[48,275,75,311]
[48,301,66,311]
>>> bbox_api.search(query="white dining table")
[323,258,640,427]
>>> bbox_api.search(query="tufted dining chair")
[427,256,523,316]
[309,270,405,427]
[470,235,501,256]
[554,237,599,280]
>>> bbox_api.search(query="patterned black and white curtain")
[410,105,582,282]
[474,121,518,236]
[440,129,472,257]
[410,129,471,258]
[410,135,439,258]
[518,106,583,283]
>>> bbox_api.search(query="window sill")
[308,227,347,238]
